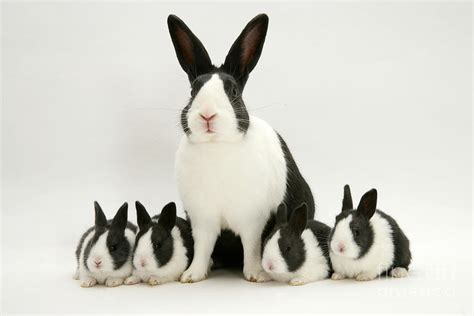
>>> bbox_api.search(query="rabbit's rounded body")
[176,115,286,234]
[330,211,395,280]
[129,225,189,284]
[261,204,331,285]
[329,186,411,281]
[76,225,136,286]
[167,14,315,282]
[263,227,331,285]
[125,202,194,286]
[74,202,136,287]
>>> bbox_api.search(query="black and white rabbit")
[74,202,137,287]
[261,203,332,286]
[329,185,411,281]
[168,13,315,283]
[124,201,195,285]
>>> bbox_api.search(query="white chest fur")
[175,116,287,233]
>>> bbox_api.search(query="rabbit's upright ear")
[357,189,377,220]
[94,201,107,229]
[110,202,128,232]
[167,15,213,81]
[223,14,269,87]
[158,202,177,232]
[342,185,353,211]
[289,203,308,235]
[135,201,152,231]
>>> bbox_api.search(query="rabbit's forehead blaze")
[191,72,238,101]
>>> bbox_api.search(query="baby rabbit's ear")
[276,203,287,226]
[158,202,177,232]
[357,189,377,220]
[135,201,152,230]
[94,201,107,229]
[223,14,269,86]
[342,184,353,211]
[289,203,308,235]
[110,202,128,233]
[167,15,213,81]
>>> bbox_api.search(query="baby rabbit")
[261,203,332,286]
[124,201,194,286]
[74,202,137,287]
[329,185,411,281]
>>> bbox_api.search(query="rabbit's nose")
[140,259,147,267]
[337,242,345,253]
[94,259,102,267]
[200,113,217,121]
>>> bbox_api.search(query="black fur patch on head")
[277,226,306,272]
[150,215,174,267]
[218,72,249,133]
[349,213,374,258]
[106,226,131,270]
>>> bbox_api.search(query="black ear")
[275,203,287,226]
[167,15,213,82]
[158,202,177,232]
[288,203,308,235]
[94,201,107,229]
[357,189,377,219]
[135,201,152,231]
[222,14,269,87]
[110,202,128,232]
[342,184,353,211]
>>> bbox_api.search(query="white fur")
[262,230,331,285]
[176,74,287,282]
[330,212,395,281]
[186,74,244,144]
[126,226,188,286]
[77,228,135,287]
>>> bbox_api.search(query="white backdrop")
[2,1,472,314]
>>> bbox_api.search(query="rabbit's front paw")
[355,272,377,281]
[289,277,307,286]
[80,277,97,288]
[124,275,141,285]
[390,267,408,278]
[105,277,124,287]
[181,264,208,283]
[331,272,346,280]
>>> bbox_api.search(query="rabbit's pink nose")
[94,259,102,267]
[337,242,345,253]
[200,113,217,121]
[140,259,146,267]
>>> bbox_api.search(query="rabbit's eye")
[110,245,117,251]
[285,246,291,253]
[154,243,161,249]
[353,229,360,237]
